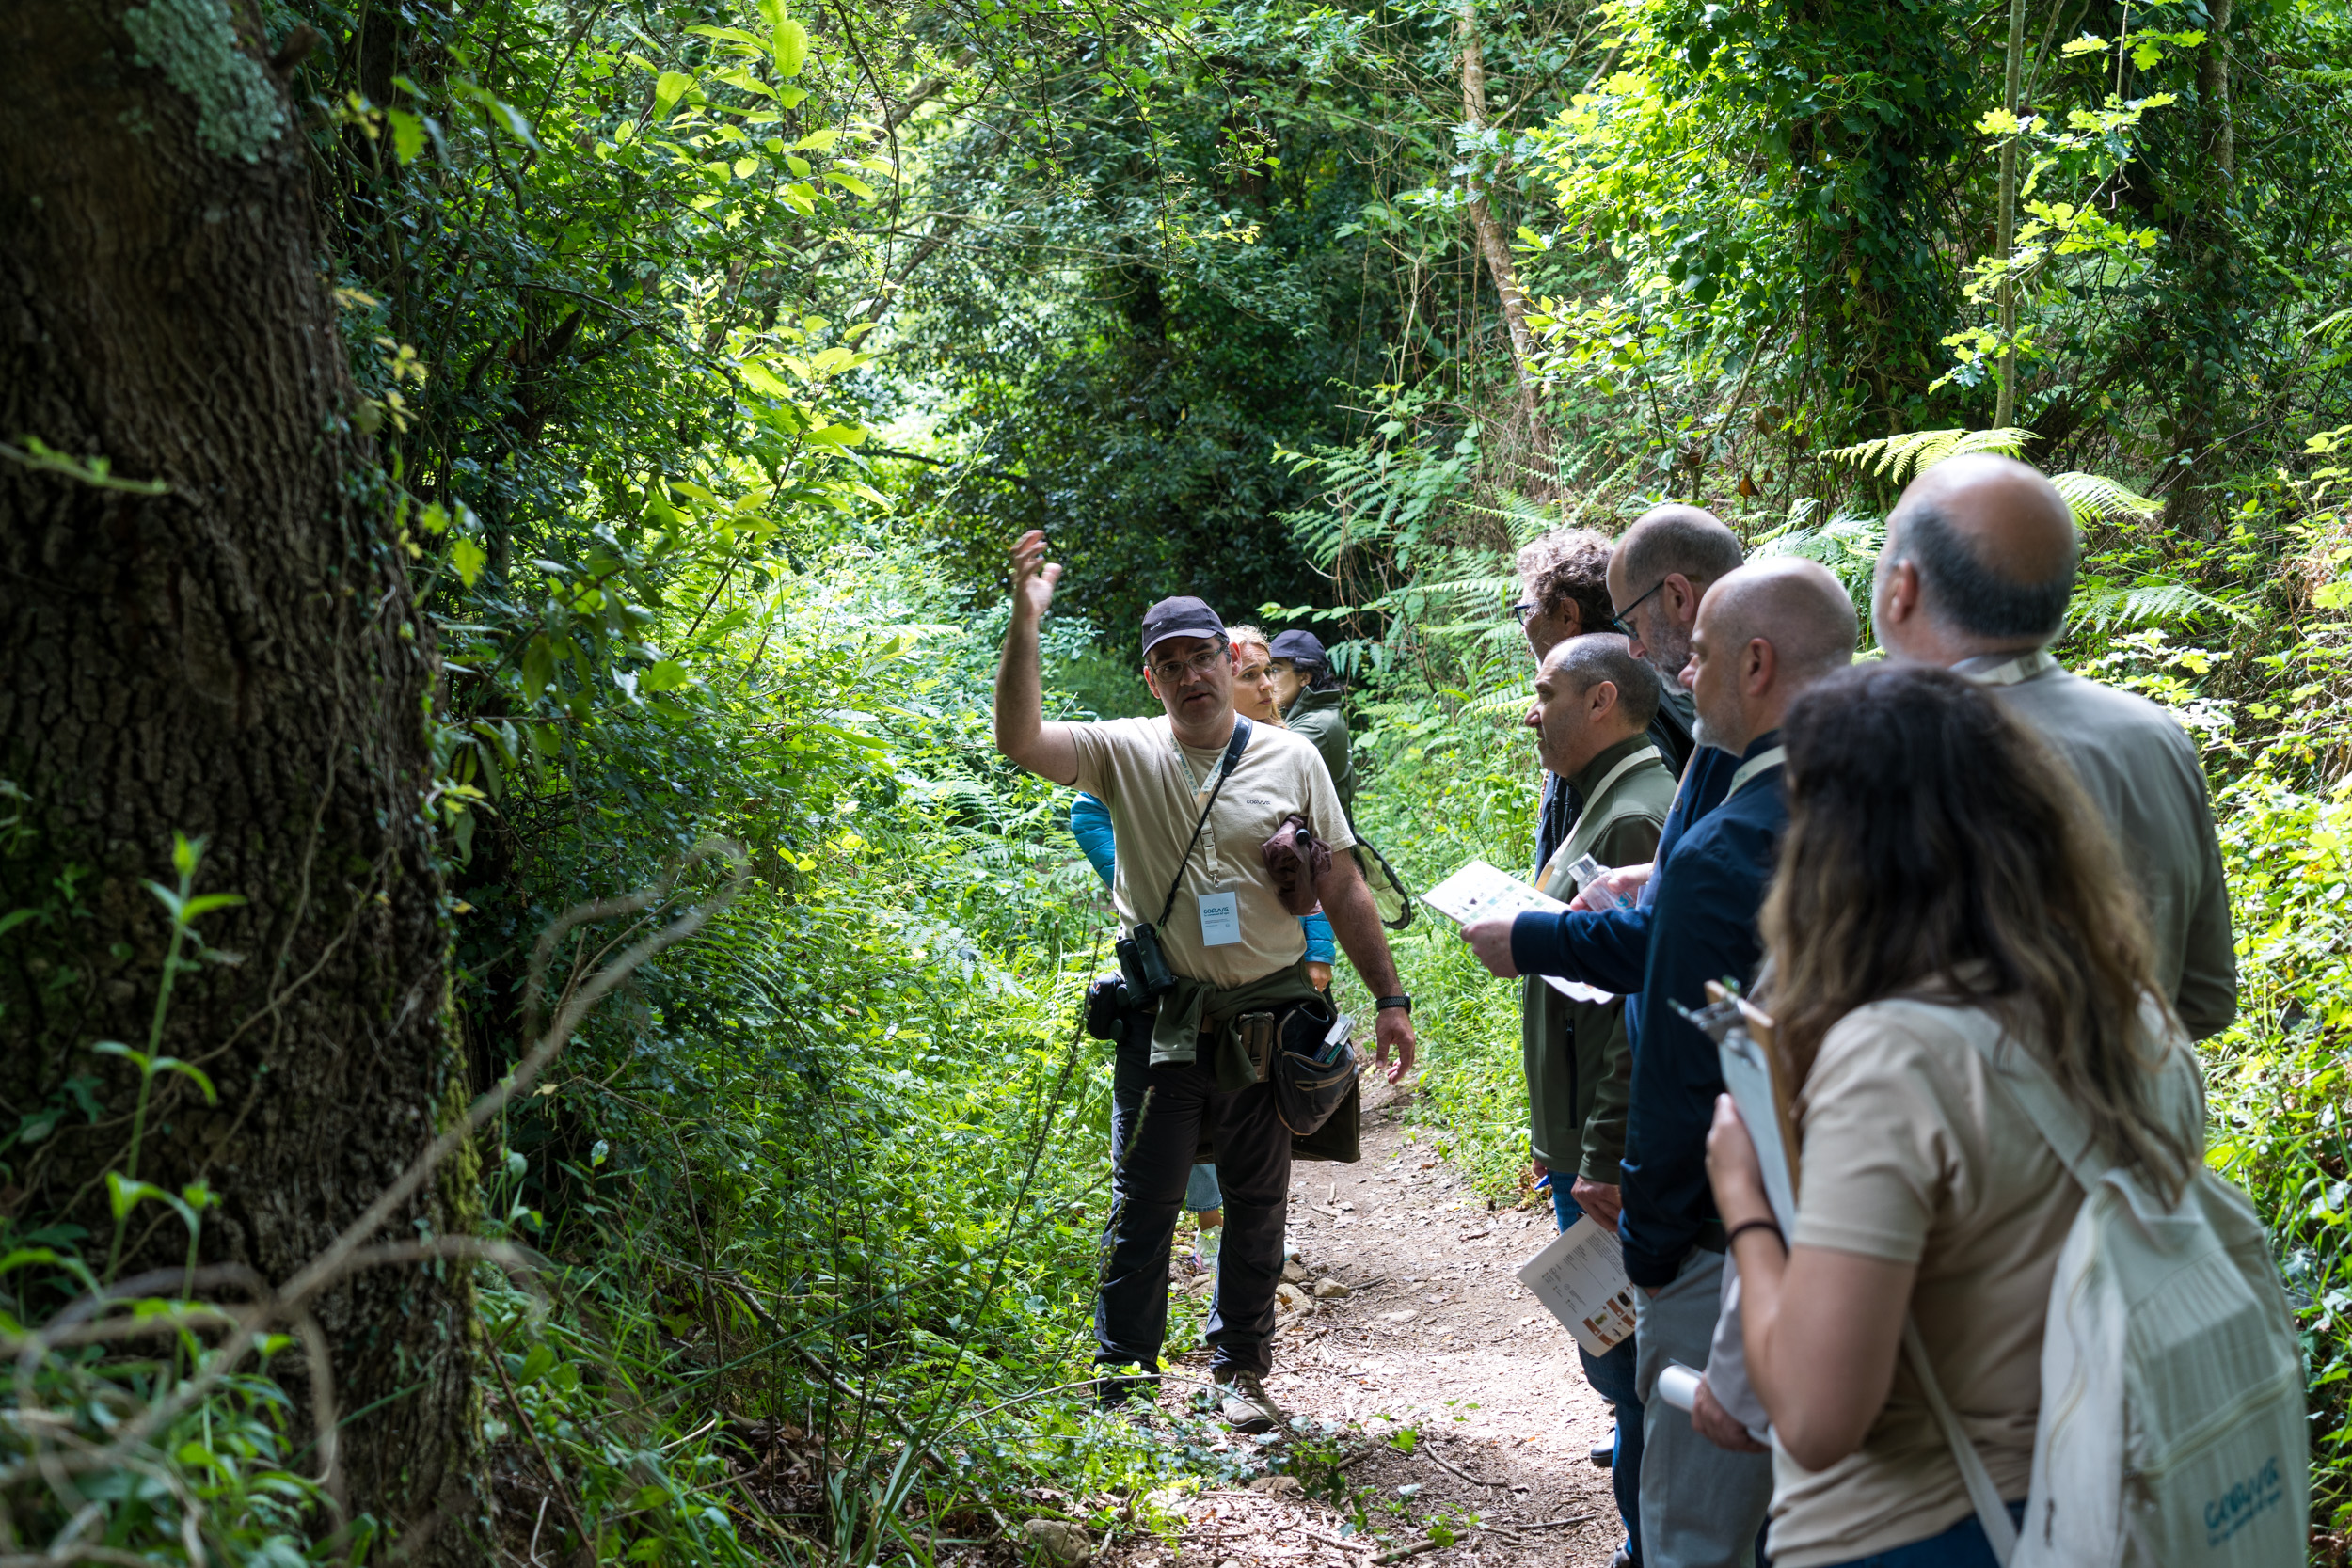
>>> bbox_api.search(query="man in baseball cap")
[993,530,1418,1433]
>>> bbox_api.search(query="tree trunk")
[0,2,476,1555]
[2160,0,2236,535]
[1994,0,2030,428]
[1456,0,1538,405]
[2199,0,2234,182]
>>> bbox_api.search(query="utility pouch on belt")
[1235,1011,1277,1082]
[1271,999,1358,1138]
[1085,974,1128,1041]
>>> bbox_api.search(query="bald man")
[1465,559,1858,1568]
[1607,503,1748,772]
[1876,455,2236,1037]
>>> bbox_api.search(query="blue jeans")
[1816,1503,2025,1567]
[1185,1163,1222,1212]
[1554,1186,1645,1564]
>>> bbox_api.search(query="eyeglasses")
[1607,578,1667,639]
[1510,600,1539,625]
[1149,646,1229,683]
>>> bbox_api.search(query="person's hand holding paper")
[1460,914,1518,976]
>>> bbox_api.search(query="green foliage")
[21,0,2352,1553]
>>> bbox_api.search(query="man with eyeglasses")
[993,530,1418,1434]
[1566,507,1748,914]
[1517,528,1700,874]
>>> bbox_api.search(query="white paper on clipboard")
[1717,1023,1797,1232]
[1421,860,1615,1004]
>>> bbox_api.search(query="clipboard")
[1683,980,1802,1230]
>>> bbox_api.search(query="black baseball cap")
[1140,595,1227,659]
[1267,629,1327,668]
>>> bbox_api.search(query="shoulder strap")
[1535,749,1661,892]
[1922,1000,2112,1201]
[1154,717,1253,928]
[1887,999,2117,1568]
[1902,1323,2022,1563]
[1724,745,1788,801]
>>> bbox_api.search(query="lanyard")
[1957,649,2058,688]
[1724,745,1787,801]
[1153,717,1253,927]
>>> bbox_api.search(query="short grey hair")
[1899,501,2077,641]
[1545,633,1662,731]
[1618,505,1745,594]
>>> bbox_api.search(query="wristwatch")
[1375,993,1413,1014]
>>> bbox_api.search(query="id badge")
[1198,889,1241,947]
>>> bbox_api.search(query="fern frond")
[2050,470,2159,527]
[1819,427,2036,482]
[1460,491,1566,546]
[1462,680,1537,717]
[1409,572,1522,599]
[1748,510,1883,614]
[2068,574,2252,630]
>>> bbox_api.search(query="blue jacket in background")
[1510,735,1785,1287]
[1071,792,1119,888]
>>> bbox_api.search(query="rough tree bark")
[0,0,476,1555]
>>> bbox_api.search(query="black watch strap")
[1375,993,1413,1013]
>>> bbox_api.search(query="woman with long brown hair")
[1705,662,2203,1567]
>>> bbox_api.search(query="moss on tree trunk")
[0,0,478,1553]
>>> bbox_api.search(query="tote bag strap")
[1901,1321,2020,1563]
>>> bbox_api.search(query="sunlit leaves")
[654,70,695,117]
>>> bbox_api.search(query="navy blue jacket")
[1511,734,1785,1286]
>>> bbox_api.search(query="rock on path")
[1129,1084,1626,1568]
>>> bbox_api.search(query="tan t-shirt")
[1766,996,2204,1567]
[1070,716,1355,990]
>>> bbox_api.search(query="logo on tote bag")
[2203,1453,2285,1546]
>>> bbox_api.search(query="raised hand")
[1008,529,1062,622]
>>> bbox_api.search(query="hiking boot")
[1216,1371,1286,1433]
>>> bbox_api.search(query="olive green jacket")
[1281,688,1356,822]
[1522,733,1675,1183]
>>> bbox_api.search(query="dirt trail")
[1132,1082,1627,1568]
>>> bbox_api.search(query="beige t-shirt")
[1767,996,2204,1567]
[1070,716,1355,990]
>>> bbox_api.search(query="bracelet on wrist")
[1724,1216,1786,1252]
[1375,993,1413,1014]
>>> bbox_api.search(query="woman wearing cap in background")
[1234,627,1336,990]
[1267,630,1355,825]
